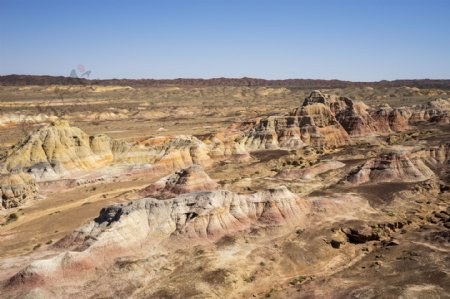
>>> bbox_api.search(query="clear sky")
[1,0,449,81]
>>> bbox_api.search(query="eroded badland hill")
[0,81,449,298]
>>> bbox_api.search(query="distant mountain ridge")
[1,74,450,89]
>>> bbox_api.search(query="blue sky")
[0,0,449,81]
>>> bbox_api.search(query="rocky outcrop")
[0,120,238,183]
[1,120,117,180]
[85,186,308,243]
[114,135,214,171]
[409,98,450,123]
[138,165,218,199]
[331,98,378,136]
[0,113,53,128]
[0,172,38,209]
[238,116,306,150]
[295,100,352,148]
[298,91,410,136]
[0,120,253,208]
[203,129,250,161]
[347,151,433,184]
[238,90,422,150]
[368,104,410,133]
[427,143,450,165]
[347,144,449,184]
[8,186,309,287]
[239,91,352,150]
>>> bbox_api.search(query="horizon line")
[1,74,450,83]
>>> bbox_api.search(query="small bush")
[289,276,308,285]
[5,213,18,224]
[265,288,276,298]
[46,240,53,245]
[33,243,41,251]
[296,228,304,236]
[244,275,256,283]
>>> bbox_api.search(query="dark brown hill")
[1,74,450,89]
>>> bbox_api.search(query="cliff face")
[237,90,434,151]
[0,172,38,209]
[3,92,446,185]
[203,129,250,160]
[409,98,450,123]
[347,143,449,184]
[8,186,310,287]
[138,164,218,199]
[113,135,214,170]
[90,186,308,241]
[239,91,352,150]
[238,116,307,150]
[298,91,410,136]
[0,120,254,208]
[368,105,410,134]
[1,120,117,180]
[0,121,245,184]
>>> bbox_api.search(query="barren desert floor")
[0,84,449,298]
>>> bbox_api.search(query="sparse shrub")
[244,275,256,283]
[202,268,230,285]
[259,261,266,267]
[33,243,41,251]
[215,234,236,247]
[289,276,307,285]
[265,288,276,298]
[46,240,53,245]
[5,213,18,224]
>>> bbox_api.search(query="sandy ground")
[0,85,449,298]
